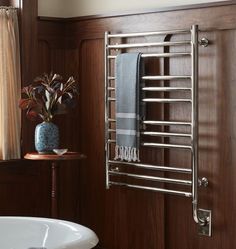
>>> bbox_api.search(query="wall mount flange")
[199,37,209,47]
[198,177,209,187]
[198,209,212,236]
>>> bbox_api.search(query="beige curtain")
[0,7,21,160]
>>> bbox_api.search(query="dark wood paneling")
[18,0,39,154]
[0,160,51,216]
[0,0,51,218]
[0,0,81,223]
[2,2,236,249]
[73,39,165,249]
[37,20,83,221]
[59,3,236,249]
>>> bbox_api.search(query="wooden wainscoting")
[61,3,236,249]
[0,0,51,219]
[1,1,236,249]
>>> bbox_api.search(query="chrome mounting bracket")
[198,209,212,236]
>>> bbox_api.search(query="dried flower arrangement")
[19,73,79,122]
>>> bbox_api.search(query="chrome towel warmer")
[104,25,212,236]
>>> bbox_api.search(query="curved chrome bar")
[192,202,209,226]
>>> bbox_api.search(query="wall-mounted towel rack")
[104,25,212,236]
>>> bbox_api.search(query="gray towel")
[114,52,142,162]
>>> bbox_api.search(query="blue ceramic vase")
[35,122,59,154]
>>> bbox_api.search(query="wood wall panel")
[73,37,165,249]
[165,29,236,249]
[1,2,236,249]
[0,160,51,216]
[0,1,79,222]
[0,0,52,219]
[55,3,236,249]
[78,38,106,229]
[37,21,83,222]
[19,0,39,154]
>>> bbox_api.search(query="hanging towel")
[114,52,142,162]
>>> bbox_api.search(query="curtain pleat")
[0,8,21,160]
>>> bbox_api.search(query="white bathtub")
[0,217,99,249]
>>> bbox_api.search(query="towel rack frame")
[104,25,212,236]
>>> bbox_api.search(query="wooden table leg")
[51,161,59,218]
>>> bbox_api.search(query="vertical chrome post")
[105,31,110,189]
[191,24,200,224]
[191,25,211,232]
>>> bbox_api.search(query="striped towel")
[114,52,142,162]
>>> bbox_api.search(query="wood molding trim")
[17,0,39,153]
[19,0,38,83]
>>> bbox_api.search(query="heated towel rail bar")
[104,25,212,236]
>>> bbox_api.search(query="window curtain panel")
[0,7,21,160]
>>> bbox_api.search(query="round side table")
[24,152,86,218]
